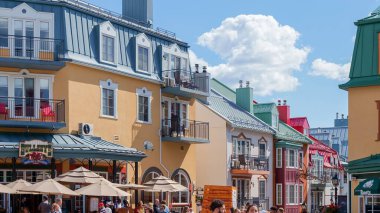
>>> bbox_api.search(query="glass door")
[233,139,251,157]
[25,78,35,117]
[13,78,35,118]
[14,20,23,57]
[13,20,34,58]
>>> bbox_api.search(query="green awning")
[354,178,380,196]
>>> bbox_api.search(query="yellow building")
[339,6,380,213]
[0,0,209,211]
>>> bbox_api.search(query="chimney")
[122,0,153,26]
[236,80,253,113]
[277,99,290,124]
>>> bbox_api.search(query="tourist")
[277,208,284,213]
[182,206,190,213]
[209,199,226,213]
[135,201,145,213]
[160,201,169,213]
[55,198,62,213]
[246,205,258,213]
[52,203,60,213]
[22,207,30,213]
[38,195,51,213]
[269,206,277,213]
[99,202,106,213]
[234,208,241,213]
[153,199,160,213]
[105,202,112,213]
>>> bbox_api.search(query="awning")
[0,133,146,162]
[354,178,380,196]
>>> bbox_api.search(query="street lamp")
[331,174,339,205]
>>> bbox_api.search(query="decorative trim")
[99,21,118,65]
[135,33,153,74]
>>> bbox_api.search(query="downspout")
[160,88,170,176]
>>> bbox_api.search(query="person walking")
[246,205,259,213]
[134,201,145,213]
[160,201,169,213]
[55,198,62,213]
[38,196,51,213]
[51,203,60,213]
[99,202,106,213]
[153,199,160,213]
[209,200,226,213]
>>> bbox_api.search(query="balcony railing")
[231,154,269,171]
[0,35,64,61]
[162,69,210,95]
[0,97,65,123]
[310,170,339,184]
[161,119,209,141]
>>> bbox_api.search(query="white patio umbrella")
[76,179,131,197]
[6,179,34,194]
[0,184,16,194]
[55,166,103,184]
[113,183,151,190]
[143,176,188,192]
[18,179,78,196]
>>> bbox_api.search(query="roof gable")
[290,117,310,128]
[276,121,313,144]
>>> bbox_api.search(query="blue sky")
[88,0,379,127]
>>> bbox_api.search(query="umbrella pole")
[82,195,86,213]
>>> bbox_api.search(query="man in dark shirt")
[38,196,51,213]
[153,199,160,213]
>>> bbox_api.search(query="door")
[13,20,34,58]
[233,179,250,208]
[13,78,35,117]
[311,191,324,213]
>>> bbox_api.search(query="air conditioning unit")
[79,123,94,136]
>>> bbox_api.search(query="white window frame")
[0,3,54,56]
[276,183,282,205]
[100,79,118,119]
[286,149,298,168]
[161,96,190,121]
[161,44,189,79]
[276,148,282,168]
[136,87,152,124]
[259,180,266,200]
[286,184,298,205]
[299,184,304,204]
[0,169,51,183]
[172,170,190,205]
[258,141,266,158]
[135,33,152,73]
[99,21,117,65]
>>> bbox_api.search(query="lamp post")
[331,174,339,205]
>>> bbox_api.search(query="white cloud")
[197,14,310,96]
[309,58,350,81]
[189,50,208,68]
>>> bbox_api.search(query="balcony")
[310,170,338,185]
[161,119,209,144]
[161,69,210,99]
[230,154,270,175]
[0,35,65,70]
[0,97,65,129]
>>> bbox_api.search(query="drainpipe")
[159,88,170,176]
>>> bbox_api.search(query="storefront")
[0,132,146,212]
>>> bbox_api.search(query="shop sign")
[19,140,53,165]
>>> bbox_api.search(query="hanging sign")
[19,140,53,165]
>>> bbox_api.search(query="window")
[142,168,165,204]
[136,88,152,123]
[276,184,282,205]
[40,22,49,51]
[299,151,304,168]
[0,77,8,105]
[100,80,118,118]
[276,148,282,168]
[172,170,190,204]
[0,18,8,47]
[287,184,297,205]
[287,149,297,168]
[259,143,266,157]
[299,184,303,204]
[102,89,115,116]
[259,180,266,200]
[138,46,149,72]
[232,138,251,156]
[102,35,115,63]
[40,79,50,101]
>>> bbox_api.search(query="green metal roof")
[276,140,303,148]
[210,78,236,102]
[252,103,278,114]
[276,121,313,144]
[349,154,380,175]
[339,6,380,90]
[207,90,275,134]
[0,133,146,161]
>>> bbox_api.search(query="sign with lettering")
[19,140,53,165]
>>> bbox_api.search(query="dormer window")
[138,46,149,72]
[99,21,117,65]
[102,35,115,63]
[135,33,152,73]
[162,44,189,79]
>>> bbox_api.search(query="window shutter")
[286,149,289,168]
[286,185,289,204]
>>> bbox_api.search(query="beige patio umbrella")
[143,176,188,192]
[0,184,16,194]
[55,166,103,184]
[19,179,78,196]
[113,183,151,190]
[76,179,131,197]
[6,179,34,194]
